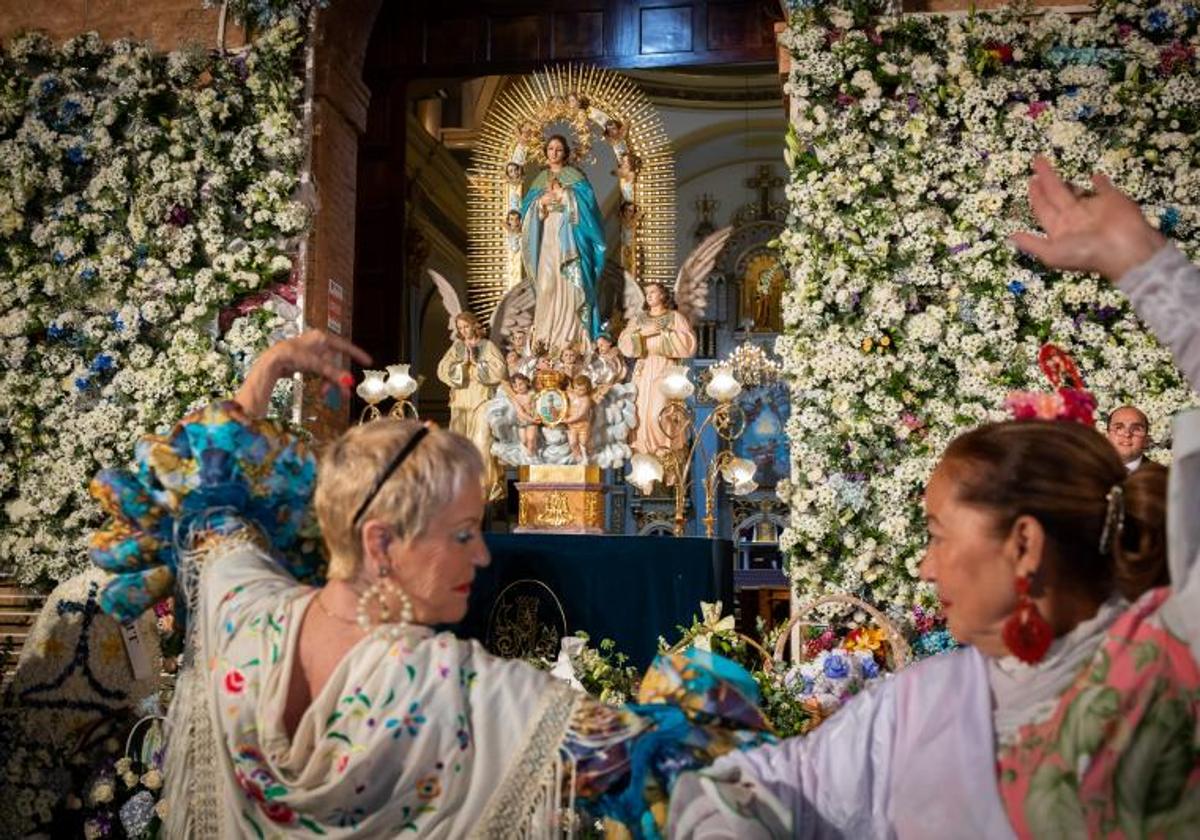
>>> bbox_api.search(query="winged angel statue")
[430,227,731,469]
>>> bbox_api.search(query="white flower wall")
[777,1,1200,617]
[0,21,308,587]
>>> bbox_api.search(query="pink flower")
[1027,101,1049,119]
[1160,41,1195,76]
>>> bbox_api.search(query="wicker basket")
[668,629,772,664]
[765,593,910,672]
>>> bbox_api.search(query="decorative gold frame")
[466,64,676,321]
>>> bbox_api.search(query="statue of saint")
[519,134,606,353]
[618,281,698,456]
[437,311,507,497]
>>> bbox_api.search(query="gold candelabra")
[627,364,758,537]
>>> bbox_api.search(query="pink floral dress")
[996,587,1200,838]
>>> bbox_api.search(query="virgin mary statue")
[520,134,606,352]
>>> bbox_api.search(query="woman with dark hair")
[670,159,1200,837]
[519,133,606,352]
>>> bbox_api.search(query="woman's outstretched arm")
[233,329,371,418]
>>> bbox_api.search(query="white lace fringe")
[472,682,583,839]
[162,527,239,839]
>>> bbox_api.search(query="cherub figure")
[504,209,522,234]
[604,118,625,142]
[557,345,583,378]
[501,373,540,456]
[567,91,589,112]
[563,374,610,462]
[505,162,523,185]
[616,152,641,184]
[588,333,627,385]
[505,349,523,379]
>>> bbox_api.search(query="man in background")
[1107,404,1155,472]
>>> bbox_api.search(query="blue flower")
[823,653,849,680]
[74,375,91,391]
[39,77,58,96]
[80,266,98,282]
[861,657,880,679]
[66,145,86,164]
[52,251,66,265]
[90,353,115,374]
[1160,207,1181,234]
[1075,105,1095,121]
[48,323,67,340]
[1007,280,1026,296]
[110,311,126,332]
[1145,9,1170,31]
[59,99,81,121]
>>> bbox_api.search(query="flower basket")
[765,593,910,672]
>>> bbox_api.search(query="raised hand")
[235,330,372,418]
[1009,156,1166,282]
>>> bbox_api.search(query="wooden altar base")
[514,464,606,535]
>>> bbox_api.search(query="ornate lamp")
[660,364,695,401]
[356,370,389,424]
[385,364,420,419]
[626,453,664,495]
[704,366,742,402]
[634,361,750,537]
[701,453,758,537]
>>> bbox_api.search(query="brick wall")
[0,0,246,51]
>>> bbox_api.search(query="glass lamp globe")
[356,370,388,405]
[384,364,418,400]
[705,366,742,402]
[721,457,758,495]
[627,453,664,494]
[658,365,695,401]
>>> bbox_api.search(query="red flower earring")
[1001,575,1053,664]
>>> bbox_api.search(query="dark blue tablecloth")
[449,533,734,669]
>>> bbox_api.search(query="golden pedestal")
[515,464,606,534]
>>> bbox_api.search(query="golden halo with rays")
[466,64,675,321]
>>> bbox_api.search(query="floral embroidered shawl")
[191,544,581,838]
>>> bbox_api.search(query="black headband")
[351,427,429,528]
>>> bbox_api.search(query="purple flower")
[167,204,191,227]
[949,242,970,255]
[906,94,920,114]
